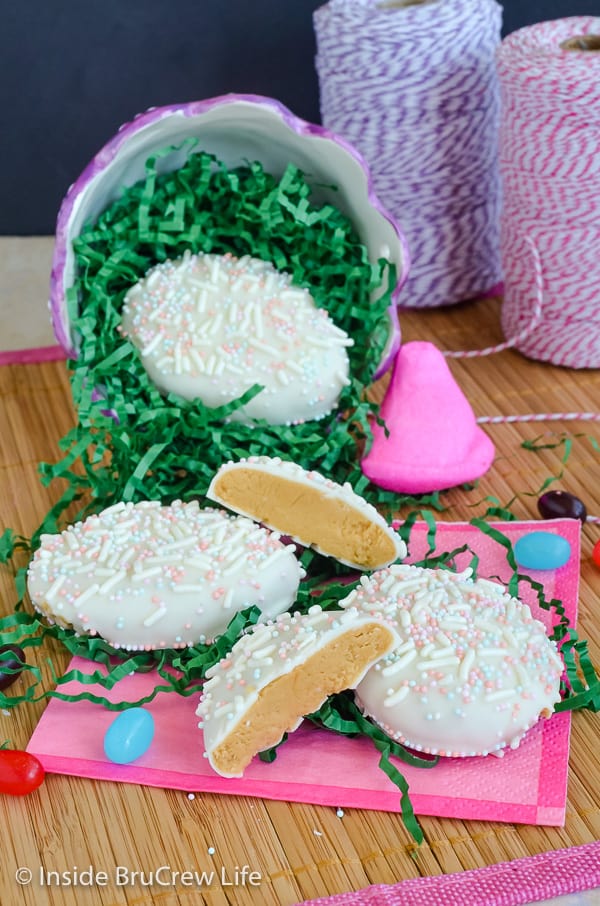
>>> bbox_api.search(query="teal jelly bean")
[104,708,155,765]
[514,531,571,571]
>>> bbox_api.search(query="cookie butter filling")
[120,251,352,426]
[197,605,398,777]
[207,456,405,570]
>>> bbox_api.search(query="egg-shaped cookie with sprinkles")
[340,564,564,757]
[120,251,352,426]
[207,456,405,570]
[197,604,399,778]
[27,500,304,651]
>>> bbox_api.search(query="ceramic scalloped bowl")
[50,93,409,376]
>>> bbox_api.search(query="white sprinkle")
[380,573,397,592]
[251,645,277,659]
[249,656,274,667]
[248,337,279,357]
[429,646,458,659]
[418,657,460,671]
[64,530,79,550]
[162,537,198,552]
[384,686,410,707]
[436,632,452,647]
[113,519,138,533]
[145,554,183,567]
[100,502,127,517]
[174,343,183,375]
[254,305,264,339]
[257,548,291,571]
[131,567,163,582]
[280,290,308,302]
[143,606,167,627]
[45,574,66,603]
[207,314,223,337]
[439,619,468,631]
[75,562,98,575]
[99,570,127,594]
[336,808,344,818]
[459,648,476,682]
[399,609,412,628]
[74,583,100,606]
[476,619,502,634]
[141,333,163,357]
[485,688,517,703]
[194,289,208,312]
[382,649,417,675]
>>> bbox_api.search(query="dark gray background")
[3,1,595,234]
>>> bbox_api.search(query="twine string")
[313,0,503,309]
[441,236,599,426]
[496,17,600,368]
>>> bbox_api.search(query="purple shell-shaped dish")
[50,94,409,376]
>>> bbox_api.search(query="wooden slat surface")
[0,296,599,906]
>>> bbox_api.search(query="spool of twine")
[497,17,600,368]
[313,0,503,309]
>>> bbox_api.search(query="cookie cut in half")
[207,456,405,570]
[340,564,564,757]
[197,604,399,777]
[27,500,304,650]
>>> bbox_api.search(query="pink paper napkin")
[28,519,580,826]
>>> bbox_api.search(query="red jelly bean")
[593,540,600,569]
[0,750,45,796]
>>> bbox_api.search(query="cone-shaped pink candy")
[362,341,495,494]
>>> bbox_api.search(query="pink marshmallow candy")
[362,341,495,494]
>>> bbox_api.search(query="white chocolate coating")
[340,564,564,757]
[27,500,304,650]
[120,251,351,425]
[207,455,406,570]
[197,604,399,777]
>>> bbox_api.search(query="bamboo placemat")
[1,296,599,906]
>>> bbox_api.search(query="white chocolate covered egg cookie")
[120,251,352,425]
[197,604,399,778]
[207,455,406,570]
[27,500,304,650]
[340,564,563,757]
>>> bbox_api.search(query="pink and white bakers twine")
[497,17,600,369]
[313,0,503,310]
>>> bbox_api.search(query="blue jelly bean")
[104,708,155,765]
[514,531,571,571]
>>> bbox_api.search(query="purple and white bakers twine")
[313,0,503,309]
[497,17,600,368]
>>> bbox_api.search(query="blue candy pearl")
[514,531,571,571]
[104,708,155,765]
